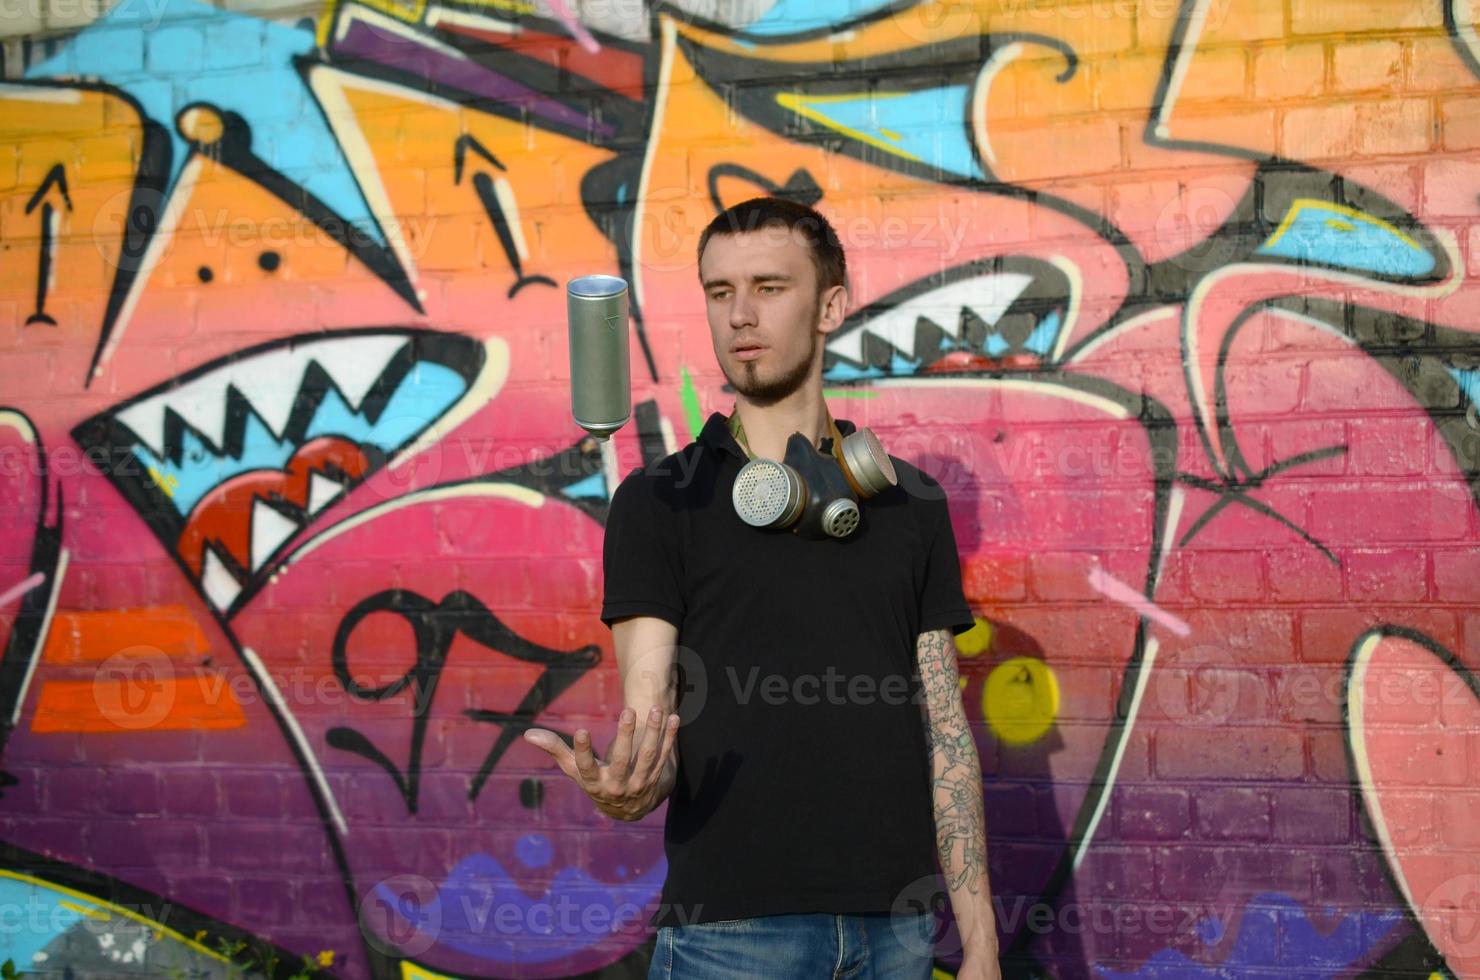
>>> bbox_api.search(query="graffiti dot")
[514,833,553,870]
[258,251,281,272]
[981,656,1060,745]
[197,266,213,284]
[519,778,542,809]
[177,105,225,146]
[954,616,993,658]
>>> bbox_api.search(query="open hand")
[523,705,679,821]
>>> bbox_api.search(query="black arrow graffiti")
[23,164,72,327]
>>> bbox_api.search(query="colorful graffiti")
[0,0,1478,976]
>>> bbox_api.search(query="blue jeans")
[648,911,936,979]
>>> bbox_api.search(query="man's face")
[698,226,841,404]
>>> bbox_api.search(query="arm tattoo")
[916,628,988,893]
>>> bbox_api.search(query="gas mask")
[731,427,897,539]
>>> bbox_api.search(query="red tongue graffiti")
[179,436,369,587]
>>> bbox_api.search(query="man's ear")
[817,284,848,336]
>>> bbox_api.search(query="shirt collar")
[698,408,856,461]
[698,412,747,460]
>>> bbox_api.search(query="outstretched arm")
[917,627,1000,977]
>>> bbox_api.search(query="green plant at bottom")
[158,929,336,980]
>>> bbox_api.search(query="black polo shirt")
[600,410,976,929]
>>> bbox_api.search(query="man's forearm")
[918,630,998,958]
[929,720,996,954]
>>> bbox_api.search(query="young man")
[525,198,1001,979]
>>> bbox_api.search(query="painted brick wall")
[0,0,1478,977]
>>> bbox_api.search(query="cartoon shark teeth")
[76,329,494,619]
[306,470,347,515]
[826,271,1035,364]
[200,544,243,612]
[249,499,301,573]
[115,334,411,458]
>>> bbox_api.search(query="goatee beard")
[724,298,823,406]
[728,334,819,405]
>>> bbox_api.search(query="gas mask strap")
[727,403,847,464]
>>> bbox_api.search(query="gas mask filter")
[732,427,897,539]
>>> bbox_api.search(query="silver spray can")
[566,275,631,440]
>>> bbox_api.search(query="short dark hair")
[696,197,847,293]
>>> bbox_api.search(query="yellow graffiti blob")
[983,656,1060,745]
[955,616,994,658]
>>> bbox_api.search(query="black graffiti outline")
[0,409,63,794]
[704,164,822,216]
[1444,0,1480,83]
[822,256,1074,375]
[0,79,171,385]
[328,589,600,814]
[0,838,305,972]
[69,328,486,620]
[1144,0,1267,163]
[1174,445,1348,563]
[453,135,557,299]
[851,369,1178,970]
[23,164,71,327]
[1341,625,1478,979]
[181,96,424,318]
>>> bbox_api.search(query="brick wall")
[0,0,1477,977]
